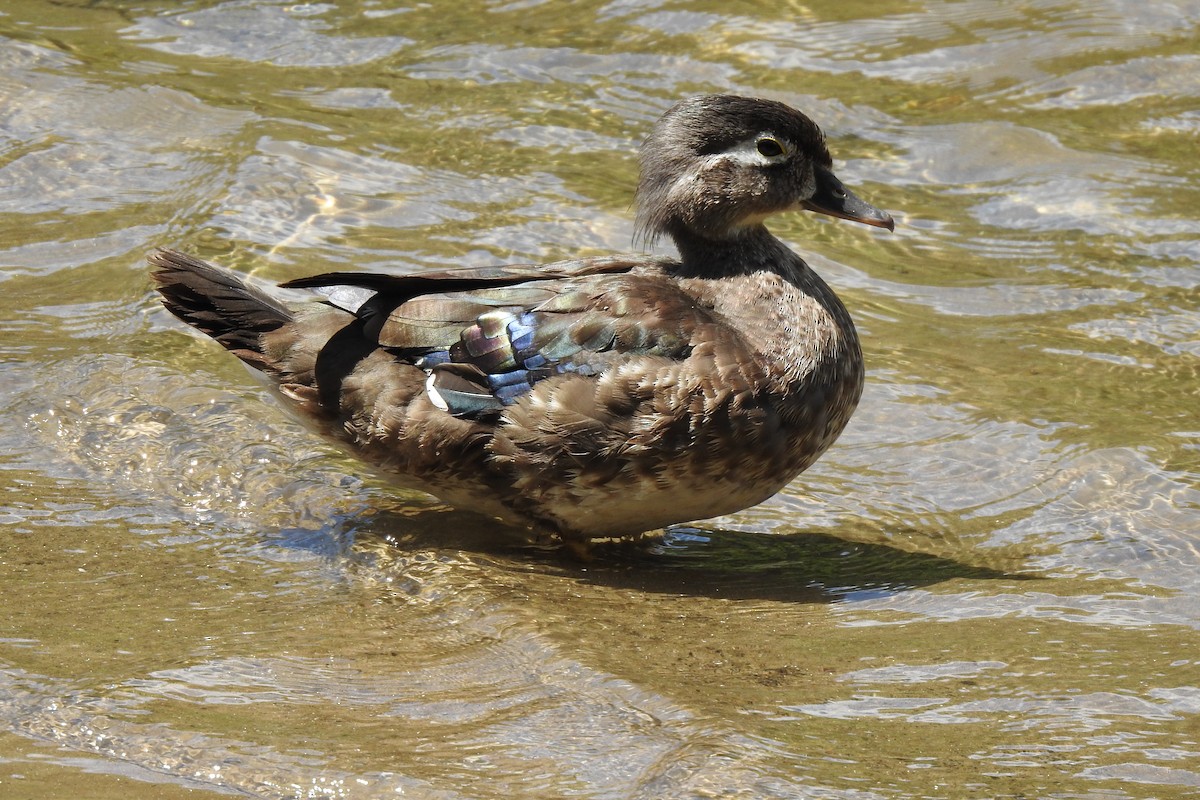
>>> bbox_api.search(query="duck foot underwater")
[151,94,894,554]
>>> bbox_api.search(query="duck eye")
[756,137,784,158]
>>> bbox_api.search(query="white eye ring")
[756,137,784,158]
[722,133,790,166]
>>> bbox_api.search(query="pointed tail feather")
[150,249,293,368]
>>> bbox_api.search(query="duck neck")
[667,224,799,281]
[667,225,854,331]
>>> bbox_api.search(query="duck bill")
[802,165,895,231]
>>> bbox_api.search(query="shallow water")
[2,0,1199,797]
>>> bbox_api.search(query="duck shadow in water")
[341,505,1031,605]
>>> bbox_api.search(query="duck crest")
[151,94,893,549]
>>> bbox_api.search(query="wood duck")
[152,95,894,550]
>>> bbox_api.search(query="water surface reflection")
[2,0,1199,797]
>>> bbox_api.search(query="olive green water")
[2,1,1199,798]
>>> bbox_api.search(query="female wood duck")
[152,95,894,550]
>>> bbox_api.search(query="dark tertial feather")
[314,317,379,411]
[280,257,637,302]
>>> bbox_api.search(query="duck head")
[635,95,894,247]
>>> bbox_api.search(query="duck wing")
[285,256,727,419]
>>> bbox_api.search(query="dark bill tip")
[802,165,895,232]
